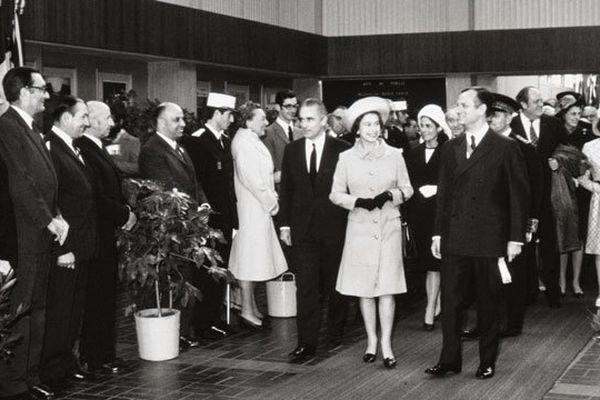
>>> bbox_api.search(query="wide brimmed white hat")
[207,92,236,110]
[343,96,391,132]
[417,104,451,136]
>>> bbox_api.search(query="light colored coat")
[330,140,413,297]
[228,128,287,281]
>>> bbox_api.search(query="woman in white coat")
[229,102,287,328]
[330,97,413,368]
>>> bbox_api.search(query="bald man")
[138,102,208,347]
[75,101,136,374]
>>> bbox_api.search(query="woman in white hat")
[405,104,450,331]
[330,96,413,368]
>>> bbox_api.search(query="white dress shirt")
[11,105,34,130]
[156,131,178,150]
[51,126,85,164]
[519,112,540,142]
[276,117,294,139]
[304,131,326,172]
[83,133,104,149]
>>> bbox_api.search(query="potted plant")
[118,179,232,361]
[0,270,27,363]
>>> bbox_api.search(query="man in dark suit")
[425,87,529,379]
[139,102,209,348]
[182,93,237,339]
[489,93,543,337]
[75,101,136,375]
[279,98,350,362]
[263,90,302,188]
[0,153,17,272]
[510,86,567,308]
[39,96,98,391]
[0,67,68,400]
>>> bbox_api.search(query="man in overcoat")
[425,87,529,379]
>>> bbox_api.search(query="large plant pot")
[134,308,180,361]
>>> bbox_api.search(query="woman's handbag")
[400,201,418,259]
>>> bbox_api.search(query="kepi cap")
[490,93,521,114]
[207,92,236,110]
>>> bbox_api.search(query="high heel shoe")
[239,316,264,330]
[363,353,376,363]
[423,322,435,331]
[383,357,397,369]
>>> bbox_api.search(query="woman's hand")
[373,191,393,208]
[354,198,376,211]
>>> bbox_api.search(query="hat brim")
[343,97,391,133]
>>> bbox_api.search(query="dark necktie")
[529,121,539,147]
[288,126,294,143]
[74,146,85,165]
[175,144,186,162]
[309,143,317,185]
[467,135,476,158]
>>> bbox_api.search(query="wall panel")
[475,0,600,30]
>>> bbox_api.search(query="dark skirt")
[407,198,440,272]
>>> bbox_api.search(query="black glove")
[354,198,376,211]
[373,191,393,209]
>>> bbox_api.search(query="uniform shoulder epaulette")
[191,128,206,137]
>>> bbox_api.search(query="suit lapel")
[316,137,334,186]
[80,136,122,176]
[454,130,495,178]
[275,123,290,144]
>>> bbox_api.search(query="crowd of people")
[0,65,599,399]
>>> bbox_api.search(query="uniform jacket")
[75,135,130,256]
[0,107,58,256]
[434,129,530,257]
[279,135,350,245]
[47,131,98,261]
[139,133,207,204]
[181,128,238,229]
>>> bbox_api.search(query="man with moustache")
[425,87,529,379]
[511,86,566,308]
[39,96,98,393]
[279,98,350,362]
[75,101,136,374]
[182,93,238,339]
[489,93,542,337]
[0,67,68,400]
[139,102,209,349]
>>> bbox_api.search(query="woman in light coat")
[330,97,413,368]
[229,101,287,328]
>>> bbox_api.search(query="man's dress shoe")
[288,345,316,362]
[179,336,200,351]
[29,384,55,400]
[460,328,479,341]
[475,365,495,379]
[68,369,95,382]
[424,363,461,376]
[423,322,435,331]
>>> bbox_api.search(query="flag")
[0,0,26,106]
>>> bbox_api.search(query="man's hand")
[57,252,76,269]
[273,171,282,184]
[47,217,69,246]
[0,260,12,275]
[431,237,441,260]
[506,242,522,263]
[122,210,137,231]
[280,228,292,247]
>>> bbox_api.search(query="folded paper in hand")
[418,185,437,198]
[498,257,511,284]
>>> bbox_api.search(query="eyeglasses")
[28,85,48,94]
[282,104,299,109]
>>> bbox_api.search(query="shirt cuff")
[432,235,441,241]
[508,241,523,246]
[280,226,290,232]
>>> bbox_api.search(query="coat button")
[373,219,378,223]
[369,171,375,176]
[370,187,375,191]
[374,234,380,239]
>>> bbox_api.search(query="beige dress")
[228,128,287,281]
[330,140,413,297]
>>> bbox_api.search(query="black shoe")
[423,322,435,331]
[68,368,95,382]
[89,361,124,375]
[383,357,397,369]
[199,328,224,340]
[179,336,200,349]
[211,321,236,335]
[475,365,495,379]
[362,353,376,363]
[573,291,584,299]
[500,328,522,338]
[548,301,562,309]
[288,345,316,362]
[239,316,265,330]
[460,328,479,341]
[424,363,461,376]
[29,384,55,400]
